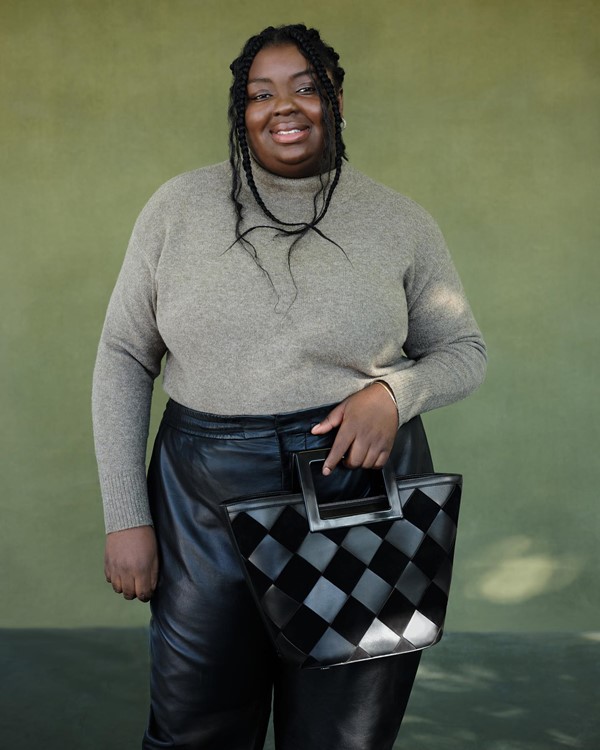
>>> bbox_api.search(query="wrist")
[371,380,400,430]
[372,379,397,405]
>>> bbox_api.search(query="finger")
[311,403,345,434]
[344,440,369,469]
[135,576,154,603]
[323,427,355,475]
[120,575,137,601]
[111,575,123,595]
[373,450,390,470]
[351,445,381,470]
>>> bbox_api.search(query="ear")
[337,88,344,117]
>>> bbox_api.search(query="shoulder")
[138,161,231,220]
[340,163,435,224]
[126,161,231,261]
[340,163,445,252]
[339,162,442,238]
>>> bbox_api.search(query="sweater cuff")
[99,468,153,534]
[382,365,437,427]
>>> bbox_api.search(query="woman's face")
[245,43,343,179]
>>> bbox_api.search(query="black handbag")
[223,449,462,669]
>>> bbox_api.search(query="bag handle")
[294,449,403,532]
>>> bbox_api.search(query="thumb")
[311,402,346,434]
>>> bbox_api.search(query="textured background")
[1,0,598,634]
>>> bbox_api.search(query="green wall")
[1,0,598,630]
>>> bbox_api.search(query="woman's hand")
[104,525,158,603]
[311,382,399,475]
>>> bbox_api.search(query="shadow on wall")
[0,629,597,750]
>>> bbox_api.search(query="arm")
[92,206,167,598]
[384,213,486,424]
[313,211,486,473]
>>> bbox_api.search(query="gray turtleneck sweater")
[92,160,486,533]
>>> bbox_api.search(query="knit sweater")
[92,160,486,533]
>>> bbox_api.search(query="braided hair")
[227,24,348,279]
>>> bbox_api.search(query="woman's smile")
[270,123,311,144]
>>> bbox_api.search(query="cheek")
[307,101,324,127]
[244,111,265,145]
[307,104,329,141]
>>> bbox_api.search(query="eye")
[297,85,316,95]
[247,91,272,102]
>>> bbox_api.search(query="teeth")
[277,129,302,134]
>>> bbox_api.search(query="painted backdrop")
[1,0,598,631]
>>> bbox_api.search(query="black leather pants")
[143,399,434,750]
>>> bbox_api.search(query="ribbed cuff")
[99,469,153,533]
[384,366,436,428]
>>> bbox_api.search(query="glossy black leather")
[143,400,433,750]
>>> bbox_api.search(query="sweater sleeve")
[92,211,167,533]
[384,211,487,425]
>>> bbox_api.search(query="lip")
[270,123,311,145]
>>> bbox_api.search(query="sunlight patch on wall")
[581,631,600,642]
[465,535,582,604]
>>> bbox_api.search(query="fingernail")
[322,466,331,476]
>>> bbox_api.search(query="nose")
[273,94,297,116]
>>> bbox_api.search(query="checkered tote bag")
[223,449,462,669]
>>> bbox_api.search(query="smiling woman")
[244,44,343,178]
[92,22,486,750]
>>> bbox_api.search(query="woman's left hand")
[310,383,399,475]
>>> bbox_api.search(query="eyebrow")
[247,69,313,85]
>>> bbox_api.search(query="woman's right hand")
[104,525,159,603]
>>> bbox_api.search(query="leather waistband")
[162,398,339,439]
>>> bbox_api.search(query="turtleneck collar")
[241,157,343,226]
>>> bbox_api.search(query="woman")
[93,23,486,750]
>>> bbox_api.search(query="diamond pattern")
[296,532,338,570]
[411,535,447,580]
[352,568,393,613]
[341,526,382,564]
[269,505,308,552]
[304,577,348,622]
[360,618,402,656]
[225,474,461,668]
[261,586,299,628]
[378,588,417,633]
[281,604,329,653]
[384,519,424,557]
[402,489,440,531]
[248,535,292,580]
[323,547,366,594]
[428,510,457,552]
[403,611,439,649]
[332,598,377,645]
[368,540,411,585]
[310,627,355,664]
[395,561,430,606]
[274,555,321,601]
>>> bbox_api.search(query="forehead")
[247,43,310,82]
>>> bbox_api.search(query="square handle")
[294,449,403,532]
